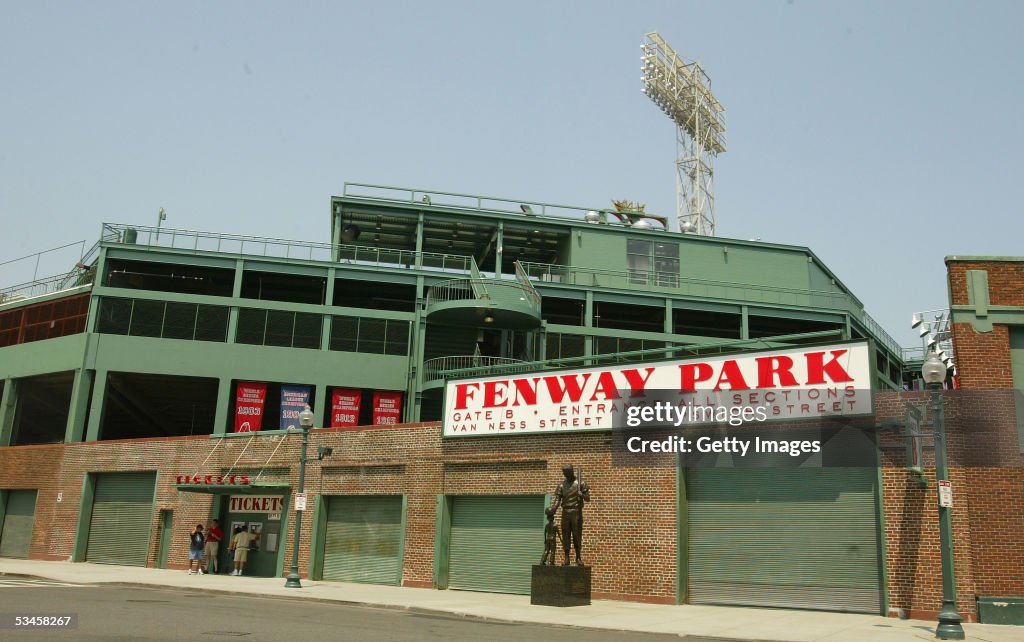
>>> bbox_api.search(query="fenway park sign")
[442,341,873,437]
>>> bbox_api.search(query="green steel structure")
[0,182,905,445]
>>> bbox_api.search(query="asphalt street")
[0,581,734,641]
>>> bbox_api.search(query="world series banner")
[234,382,267,433]
[331,388,361,428]
[372,391,403,426]
[280,385,312,430]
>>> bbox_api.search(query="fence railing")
[422,355,528,381]
[101,223,476,275]
[0,271,94,303]
[425,278,538,308]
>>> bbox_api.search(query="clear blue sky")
[2,1,1022,348]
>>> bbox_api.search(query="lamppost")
[285,404,314,588]
[922,353,965,640]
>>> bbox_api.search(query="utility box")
[977,597,1024,625]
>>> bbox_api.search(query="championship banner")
[331,388,361,428]
[234,382,267,433]
[372,391,403,426]
[280,385,312,430]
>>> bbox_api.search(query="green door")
[86,472,156,566]
[448,495,544,595]
[0,490,38,558]
[687,467,882,613]
[322,496,404,585]
[156,510,173,569]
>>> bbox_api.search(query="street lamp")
[285,404,315,588]
[922,353,965,640]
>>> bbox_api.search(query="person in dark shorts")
[188,524,205,575]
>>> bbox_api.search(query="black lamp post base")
[284,573,302,588]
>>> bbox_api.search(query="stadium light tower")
[641,33,726,236]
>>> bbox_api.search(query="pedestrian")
[204,519,224,574]
[188,524,205,575]
[229,525,252,576]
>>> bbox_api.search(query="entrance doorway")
[220,494,286,577]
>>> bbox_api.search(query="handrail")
[440,329,846,379]
[425,278,536,306]
[422,355,527,381]
[100,223,475,274]
[513,261,541,307]
[0,271,92,302]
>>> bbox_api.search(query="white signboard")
[443,341,873,437]
[295,493,308,512]
[938,480,953,507]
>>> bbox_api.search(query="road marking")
[0,578,85,588]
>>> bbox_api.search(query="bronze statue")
[549,464,590,566]
[540,506,560,565]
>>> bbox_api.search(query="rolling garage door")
[687,467,882,613]
[448,495,544,595]
[86,472,156,566]
[322,496,403,585]
[0,490,38,558]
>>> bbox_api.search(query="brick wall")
[0,425,676,603]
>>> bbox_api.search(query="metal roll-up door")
[0,490,38,558]
[322,496,403,585]
[687,467,882,613]
[448,496,544,595]
[86,472,156,566]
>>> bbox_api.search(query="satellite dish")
[632,219,653,230]
[584,210,602,224]
[680,220,697,234]
[341,224,361,242]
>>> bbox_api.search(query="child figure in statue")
[540,506,560,565]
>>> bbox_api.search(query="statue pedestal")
[530,565,591,606]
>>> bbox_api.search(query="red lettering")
[241,475,250,484]
[679,363,714,391]
[176,475,185,484]
[204,475,213,485]
[805,350,854,385]
[714,360,749,391]
[756,356,798,388]
[511,378,539,406]
[621,368,656,397]
[589,372,621,401]
[542,374,591,403]
[483,380,509,408]
[454,383,480,410]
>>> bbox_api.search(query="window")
[235,309,322,349]
[97,298,228,343]
[627,240,679,287]
[329,316,409,356]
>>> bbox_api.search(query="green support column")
[213,377,232,435]
[415,214,424,269]
[227,259,244,342]
[740,306,749,340]
[408,275,427,423]
[495,222,504,278]
[313,384,327,426]
[664,300,673,358]
[0,379,18,447]
[65,369,95,443]
[84,371,108,442]
[583,291,594,362]
[322,268,335,352]
[331,208,342,261]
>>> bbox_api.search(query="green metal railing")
[425,278,536,307]
[101,223,476,274]
[439,330,847,380]
[518,260,902,358]
[422,355,528,381]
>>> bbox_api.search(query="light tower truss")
[641,32,726,236]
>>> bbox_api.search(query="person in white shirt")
[228,526,252,576]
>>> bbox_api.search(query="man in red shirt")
[204,519,224,574]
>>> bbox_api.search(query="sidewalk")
[0,558,1018,642]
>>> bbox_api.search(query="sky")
[2,0,1022,349]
